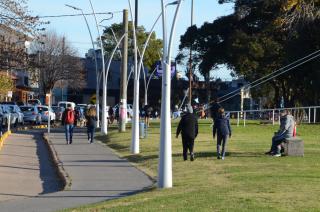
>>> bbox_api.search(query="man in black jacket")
[176,105,198,161]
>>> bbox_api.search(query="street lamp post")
[65,4,101,128]
[188,0,194,104]
[158,0,183,188]
[88,0,108,135]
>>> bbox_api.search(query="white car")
[37,106,56,123]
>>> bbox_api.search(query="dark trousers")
[182,136,194,160]
[87,126,95,143]
[217,134,228,157]
[271,135,286,154]
[65,124,74,144]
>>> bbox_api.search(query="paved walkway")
[0,128,153,212]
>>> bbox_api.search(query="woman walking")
[213,108,232,160]
[85,106,97,144]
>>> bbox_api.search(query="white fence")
[226,106,320,126]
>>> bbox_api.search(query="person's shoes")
[183,158,187,161]
[190,153,195,161]
[88,139,91,144]
[66,140,69,145]
[265,150,273,155]
[272,153,282,157]
[217,155,221,159]
[221,156,225,160]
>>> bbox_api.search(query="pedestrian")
[265,109,295,157]
[176,104,198,161]
[144,104,153,127]
[85,106,97,144]
[61,104,76,144]
[108,106,114,124]
[210,97,222,122]
[213,108,232,160]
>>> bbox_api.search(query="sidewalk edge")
[43,133,72,190]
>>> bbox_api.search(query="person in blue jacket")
[213,107,232,160]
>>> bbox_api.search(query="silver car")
[0,104,18,126]
[37,106,56,123]
[20,106,42,125]
[7,105,24,125]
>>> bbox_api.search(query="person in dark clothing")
[144,104,153,127]
[176,105,198,161]
[213,108,232,160]
[61,104,76,144]
[210,98,222,122]
[85,106,97,144]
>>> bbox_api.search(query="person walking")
[210,97,222,122]
[213,108,232,160]
[176,104,198,161]
[61,104,76,144]
[85,106,97,144]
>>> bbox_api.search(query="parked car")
[51,106,64,121]
[0,104,18,126]
[20,106,42,125]
[58,101,76,110]
[7,105,24,125]
[37,106,56,123]
[113,103,133,118]
[27,99,41,105]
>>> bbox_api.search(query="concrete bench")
[283,137,304,156]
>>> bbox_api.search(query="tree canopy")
[178,0,320,107]
[101,22,163,71]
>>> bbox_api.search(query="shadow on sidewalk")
[14,130,64,195]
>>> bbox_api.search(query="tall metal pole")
[88,0,108,135]
[158,0,183,189]
[65,4,101,128]
[188,0,194,104]
[120,9,129,132]
[128,0,139,154]
[135,0,138,28]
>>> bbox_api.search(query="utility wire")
[217,49,320,102]
[203,50,320,111]
[219,52,320,104]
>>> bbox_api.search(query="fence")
[226,106,320,126]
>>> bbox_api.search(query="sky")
[27,0,235,80]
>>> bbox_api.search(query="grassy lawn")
[63,119,320,211]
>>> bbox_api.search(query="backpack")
[65,110,75,124]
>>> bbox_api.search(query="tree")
[178,0,320,107]
[28,31,85,97]
[100,22,163,71]
[0,73,14,99]
[0,0,44,71]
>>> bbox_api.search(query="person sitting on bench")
[265,109,295,157]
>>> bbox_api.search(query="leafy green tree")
[0,74,14,98]
[100,22,163,71]
[178,0,320,107]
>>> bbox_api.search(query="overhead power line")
[203,49,320,111]
[218,49,320,102]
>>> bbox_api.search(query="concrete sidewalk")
[0,128,154,212]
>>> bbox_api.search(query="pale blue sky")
[27,0,234,79]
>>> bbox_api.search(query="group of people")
[176,101,231,161]
[176,99,296,161]
[62,104,97,144]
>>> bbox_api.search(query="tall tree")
[100,22,163,71]
[28,31,85,97]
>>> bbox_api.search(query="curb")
[43,133,72,190]
[17,124,51,131]
[0,131,12,151]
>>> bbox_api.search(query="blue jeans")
[87,126,95,143]
[65,124,74,143]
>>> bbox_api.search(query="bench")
[283,137,304,156]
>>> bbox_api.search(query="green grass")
[62,120,320,212]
